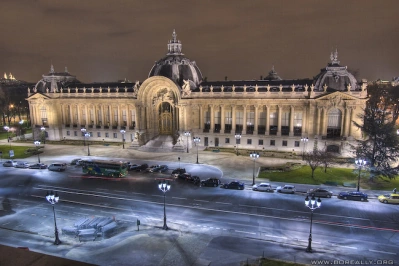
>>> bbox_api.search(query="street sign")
[9,150,14,158]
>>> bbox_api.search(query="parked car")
[252,183,273,192]
[307,188,333,198]
[147,165,161,172]
[15,162,30,168]
[201,178,221,187]
[338,191,368,201]
[276,185,296,194]
[70,158,82,165]
[48,163,67,172]
[29,163,48,169]
[129,164,140,170]
[221,181,245,190]
[177,173,192,180]
[172,168,186,177]
[153,165,169,173]
[378,193,399,204]
[135,163,149,172]
[3,160,17,167]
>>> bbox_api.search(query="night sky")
[0,0,398,84]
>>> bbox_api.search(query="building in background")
[27,30,367,155]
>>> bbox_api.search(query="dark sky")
[0,0,398,83]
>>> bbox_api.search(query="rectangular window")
[73,106,78,124]
[236,111,243,125]
[113,133,117,138]
[105,106,110,124]
[131,109,136,129]
[214,110,221,132]
[204,110,211,131]
[258,111,266,126]
[40,106,47,125]
[294,141,300,147]
[225,138,230,144]
[282,140,288,146]
[113,109,118,125]
[97,132,101,137]
[89,132,93,137]
[269,112,277,126]
[270,140,275,146]
[259,139,263,145]
[247,110,255,126]
[105,133,109,138]
[66,106,71,124]
[66,131,70,136]
[122,110,127,123]
[247,139,252,145]
[225,110,232,125]
[82,109,86,125]
[74,131,77,136]
[282,112,290,126]
[97,109,102,124]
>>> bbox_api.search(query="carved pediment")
[27,93,51,101]
[315,91,361,108]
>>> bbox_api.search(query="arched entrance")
[159,102,173,135]
[327,108,342,138]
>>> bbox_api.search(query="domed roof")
[263,66,282,81]
[148,30,203,88]
[34,65,80,93]
[314,50,358,91]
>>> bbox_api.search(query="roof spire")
[330,48,340,65]
[167,29,183,55]
[50,64,55,73]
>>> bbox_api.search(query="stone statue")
[182,79,191,97]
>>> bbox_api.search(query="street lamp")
[34,140,41,163]
[235,134,241,155]
[355,158,367,192]
[81,128,86,146]
[85,133,91,156]
[304,195,321,253]
[45,191,61,245]
[250,151,260,186]
[301,137,308,160]
[193,137,200,164]
[40,126,46,144]
[158,180,171,230]
[184,131,191,153]
[120,129,126,149]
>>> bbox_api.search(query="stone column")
[322,107,328,136]
[289,105,294,136]
[316,106,321,136]
[242,105,247,134]
[277,105,282,136]
[302,106,307,135]
[265,105,270,136]
[348,107,353,137]
[199,104,203,130]
[344,107,351,137]
[220,105,225,132]
[232,105,236,133]
[210,104,214,132]
[254,105,259,134]
[69,105,73,126]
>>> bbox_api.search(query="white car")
[15,162,30,168]
[252,183,274,192]
[3,160,17,167]
[276,185,296,194]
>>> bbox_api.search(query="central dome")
[148,30,203,88]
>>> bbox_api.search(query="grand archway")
[159,102,173,135]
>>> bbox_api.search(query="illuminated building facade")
[27,30,367,154]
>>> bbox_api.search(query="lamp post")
[301,137,308,160]
[184,131,191,153]
[158,180,171,230]
[40,126,46,144]
[250,151,260,186]
[193,137,200,164]
[85,133,91,156]
[304,195,321,253]
[120,129,126,149]
[34,140,41,163]
[81,128,86,146]
[235,134,241,155]
[4,126,10,148]
[355,158,367,192]
[45,191,61,245]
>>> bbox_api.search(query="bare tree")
[304,139,322,179]
[319,148,336,173]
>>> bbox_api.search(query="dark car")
[135,164,149,172]
[147,165,161,172]
[153,165,169,173]
[178,173,200,185]
[172,168,186,177]
[338,191,368,201]
[70,158,82,165]
[201,178,221,187]
[129,164,140,170]
[177,173,191,180]
[221,181,245,190]
[29,163,48,169]
[307,188,333,198]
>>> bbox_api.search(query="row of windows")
[224,137,300,147]
[66,131,126,139]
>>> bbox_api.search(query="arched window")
[40,106,47,125]
[327,108,342,138]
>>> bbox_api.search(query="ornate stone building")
[27,30,367,154]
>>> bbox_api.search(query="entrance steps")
[134,135,185,153]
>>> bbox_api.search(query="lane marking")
[331,243,357,249]
[114,190,126,193]
[369,249,396,255]
[235,230,256,235]
[265,234,287,239]
[172,197,187,200]
[215,202,232,205]
[194,199,209,202]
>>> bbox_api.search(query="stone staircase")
[136,135,185,153]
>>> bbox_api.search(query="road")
[0,147,398,265]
